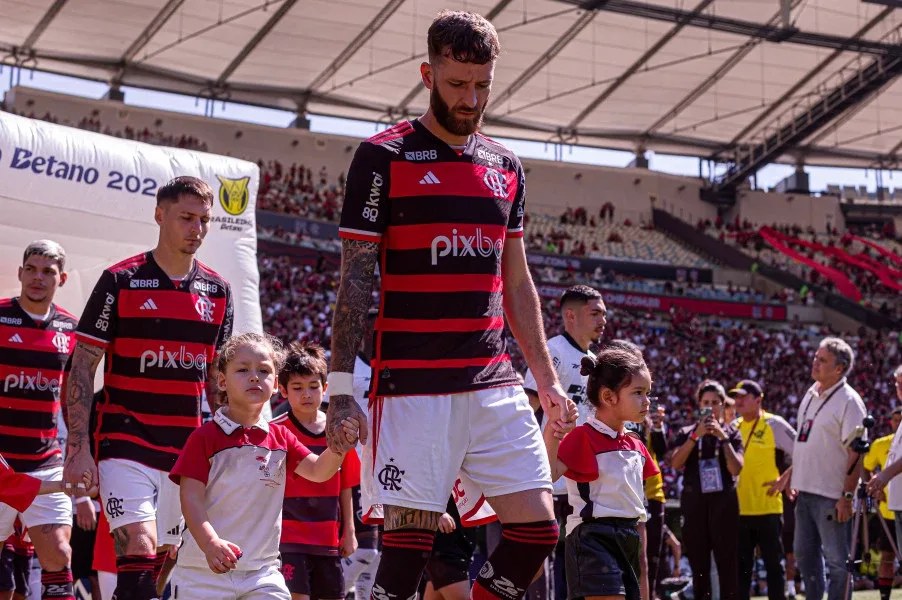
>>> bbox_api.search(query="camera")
[846,415,876,454]
[699,407,713,419]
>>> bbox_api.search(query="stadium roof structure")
[2,0,902,180]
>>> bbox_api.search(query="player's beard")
[431,86,484,136]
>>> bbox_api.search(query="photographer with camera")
[771,338,867,600]
[671,380,744,600]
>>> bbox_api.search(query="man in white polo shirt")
[772,337,867,600]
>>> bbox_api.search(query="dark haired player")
[0,240,78,600]
[63,176,233,600]
[326,10,573,600]
[524,285,606,428]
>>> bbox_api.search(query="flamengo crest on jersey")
[74,252,233,472]
[0,298,77,472]
[338,120,526,397]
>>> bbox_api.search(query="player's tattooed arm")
[62,341,104,489]
[384,505,442,532]
[327,238,379,452]
[331,239,379,373]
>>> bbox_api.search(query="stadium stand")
[525,211,711,267]
[4,92,898,443]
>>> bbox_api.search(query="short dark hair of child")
[279,342,328,387]
[580,347,649,408]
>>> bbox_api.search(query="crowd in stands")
[527,211,711,268]
[536,265,786,305]
[9,104,902,451]
[694,217,902,317]
[256,161,345,222]
[256,249,902,500]
[0,102,208,151]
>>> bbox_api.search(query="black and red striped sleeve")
[339,142,390,243]
[0,455,41,512]
[215,282,234,353]
[507,161,526,238]
[75,270,119,349]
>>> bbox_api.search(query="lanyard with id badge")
[699,437,724,494]
[797,385,842,443]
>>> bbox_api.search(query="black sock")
[113,554,158,600]
[371,530,435,600]
[879,577,893,600]
[41,567,75,600]
[472,520,559,600]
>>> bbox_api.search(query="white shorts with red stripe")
[361,385,551,524]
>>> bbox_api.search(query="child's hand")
[339,528,358,558]
[79,471,99,498]
[438,513,456,534]
[341,418,360,445]
[547,399,579,440]
[204,537,241,574]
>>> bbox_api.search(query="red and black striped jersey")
[272,412,360,556]
[75,252,233,472]
[338,119,525,397]
[0,298,76,472]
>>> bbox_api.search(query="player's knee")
[39,539,72,571]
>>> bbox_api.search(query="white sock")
[787,581,796,596]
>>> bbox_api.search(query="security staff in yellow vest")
[863,407,902,600]
[731,380,797,600]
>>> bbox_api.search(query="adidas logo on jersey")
[7,334,23,343]
[419,171,441,185]
[140,299,159,311]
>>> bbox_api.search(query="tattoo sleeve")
[65,341,104,456]
[383,505,442,532]
[330,238,380,373]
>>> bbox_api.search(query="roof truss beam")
[644,0,805,137]
[556,0,900,55]
[729,6,895,144]
[489,10,596,112]
[216,0,298,85]
[715,52,902,191]
[396,0,514,112]
[111,0,187,85]
[566,0,714,129]
[22,0,69,50]
[307,0,406,91]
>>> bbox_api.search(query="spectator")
[775,337,866,600]
[670,380,743,600]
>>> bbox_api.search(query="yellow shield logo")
[217,175,250,216]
